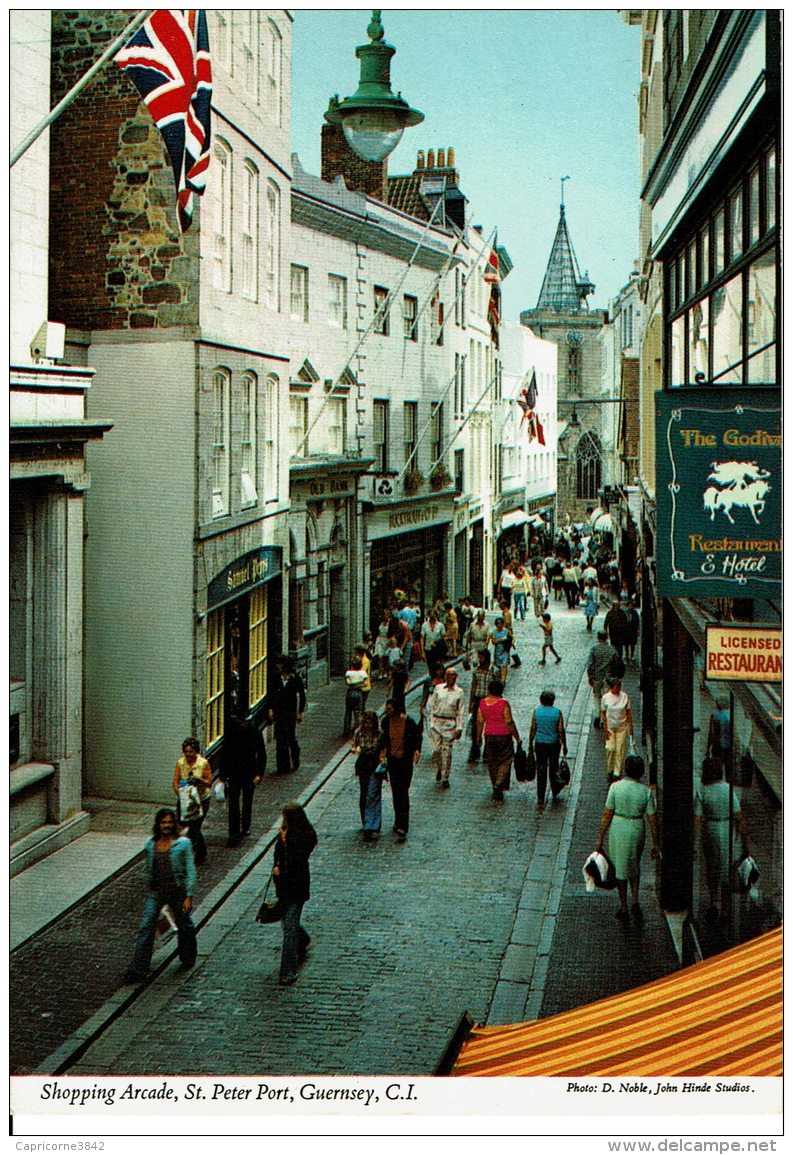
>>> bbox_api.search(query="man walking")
[587,630,619,727]
[267,655,306,774]
[427,667,466,789]
[379,699,422,841]
[221,714,266,845]
[467,649,492,763]
[465,609,490,666]
[604,598,629,661]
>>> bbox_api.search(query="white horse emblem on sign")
[702,461,771,525]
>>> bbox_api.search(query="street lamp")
[324,10,424,163]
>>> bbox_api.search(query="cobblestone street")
[68,602,598,1076]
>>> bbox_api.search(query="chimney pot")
[427,148,435,168]
[417,150,425,169]
[447,146,455,167]
[437,148,446,168]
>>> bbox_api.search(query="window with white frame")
[265,19,282,125]
[290,265,309,322]
[323,396,346,454]
[403,400,417,466]
[264,181,280,310]
[430,401,444,465]
[241,161,259,300]
[373,399,389,472]
[262,373,279,498]
[241,10,259,98]
[212,369,231,516]
[289,395,309,455]
[328,274,348,329]
[240,371,258,506]
[213,140,232,292]
[402,294,418,341]
[373,285,390,335]
[214,11,231,72]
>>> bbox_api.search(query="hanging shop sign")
[656,390,781,598]
[208,546,282,610]
[705,624,782,683]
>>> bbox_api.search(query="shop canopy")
[450,927,781,1077]
[593,512,614,533]
[500,510,530,530]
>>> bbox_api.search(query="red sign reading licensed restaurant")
[705,625,783,683]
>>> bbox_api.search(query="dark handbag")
[525,745,537,782]
[514,742,528,782]
[255,876,282,924]
[557,756,571,787]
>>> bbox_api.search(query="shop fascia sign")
[656,389,781,598]
[705,624,782,683]
[208,546,282,610]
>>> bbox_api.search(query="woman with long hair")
[272,803,318,985]
[123,808,197,983]
[351,710,386,842]
[172,736,212,865]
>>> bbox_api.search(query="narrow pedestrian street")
[58,602,668,1077]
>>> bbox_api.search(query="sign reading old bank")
[656,390,781,598]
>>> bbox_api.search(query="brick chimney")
[320,122,388,202]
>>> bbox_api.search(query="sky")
[290,8,642,324]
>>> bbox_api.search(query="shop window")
[212,369,230,516]
[576,432,601,501]
[711,274,743,385]
[713,207,725,276]
[373,399,389,472]
[765,146,776,232]
[213,11,231,73]
[328,274,348,329]
[290,265,309,322]
[240,372,258,507]
[373,286,390,335]
[205,608,225,747]
[688,298,709,382]
[403,401,417,467]
[747,251,776,384]
[728,185,743,263]
[700,222,710,285]
[402,294,418,341]
[315,397,346,455]
[248,585,268,709]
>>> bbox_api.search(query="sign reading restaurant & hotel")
[705,625,782,683]
[656,389,781,598]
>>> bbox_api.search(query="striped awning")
[452,927,781,1077]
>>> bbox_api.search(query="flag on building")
[517,370,545,445]
[116,10,212,232]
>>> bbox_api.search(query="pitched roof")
[536,205,595,312]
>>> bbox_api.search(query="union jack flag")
[116,10,212,232]
[517,370,545,445]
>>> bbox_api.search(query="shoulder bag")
[255,874,282,924]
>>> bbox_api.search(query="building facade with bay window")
[48,11,294,801]
[628,7,781,956]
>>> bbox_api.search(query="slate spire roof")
[536,203,595,312]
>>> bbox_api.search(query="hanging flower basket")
[429,466,452,491]
[403,469,425,494]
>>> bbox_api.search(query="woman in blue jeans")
[529,690,568,807]
[272,802,318,986]
[351,711,386,842]
[123,808,197,983]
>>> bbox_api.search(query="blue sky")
[291,8,642,323]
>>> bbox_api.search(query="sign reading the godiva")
[656,390,781,598]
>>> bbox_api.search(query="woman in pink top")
[476,679,521,801]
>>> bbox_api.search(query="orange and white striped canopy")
[452,926,781,1077]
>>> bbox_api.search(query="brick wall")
[49,10,199,331]
[320,122,388,202]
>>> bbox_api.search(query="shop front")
[204,546,283,754]
[365,496,453,635]
[496,491,530,570]
[468,515,485,607]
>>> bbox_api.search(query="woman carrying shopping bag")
[172,736,212,866]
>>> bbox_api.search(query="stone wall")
[49,10,200,331]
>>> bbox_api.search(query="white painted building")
[499,323,559,556]
[47,11,294,801]
[10,12,111,870]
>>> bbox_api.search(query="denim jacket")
[144,836,196,897]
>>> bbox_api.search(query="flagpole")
[10,9,153,168]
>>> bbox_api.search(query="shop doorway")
[329,565,346,675]
[469,520,484,606]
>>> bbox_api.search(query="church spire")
[536,187,595,313]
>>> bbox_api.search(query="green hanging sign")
[656,389,781,598]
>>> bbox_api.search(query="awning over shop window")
[500,510,530,531]
[527,513,545,527]
[593,512,614,533]
[451,927,781,1077]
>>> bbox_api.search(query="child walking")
[539,612,562,665]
